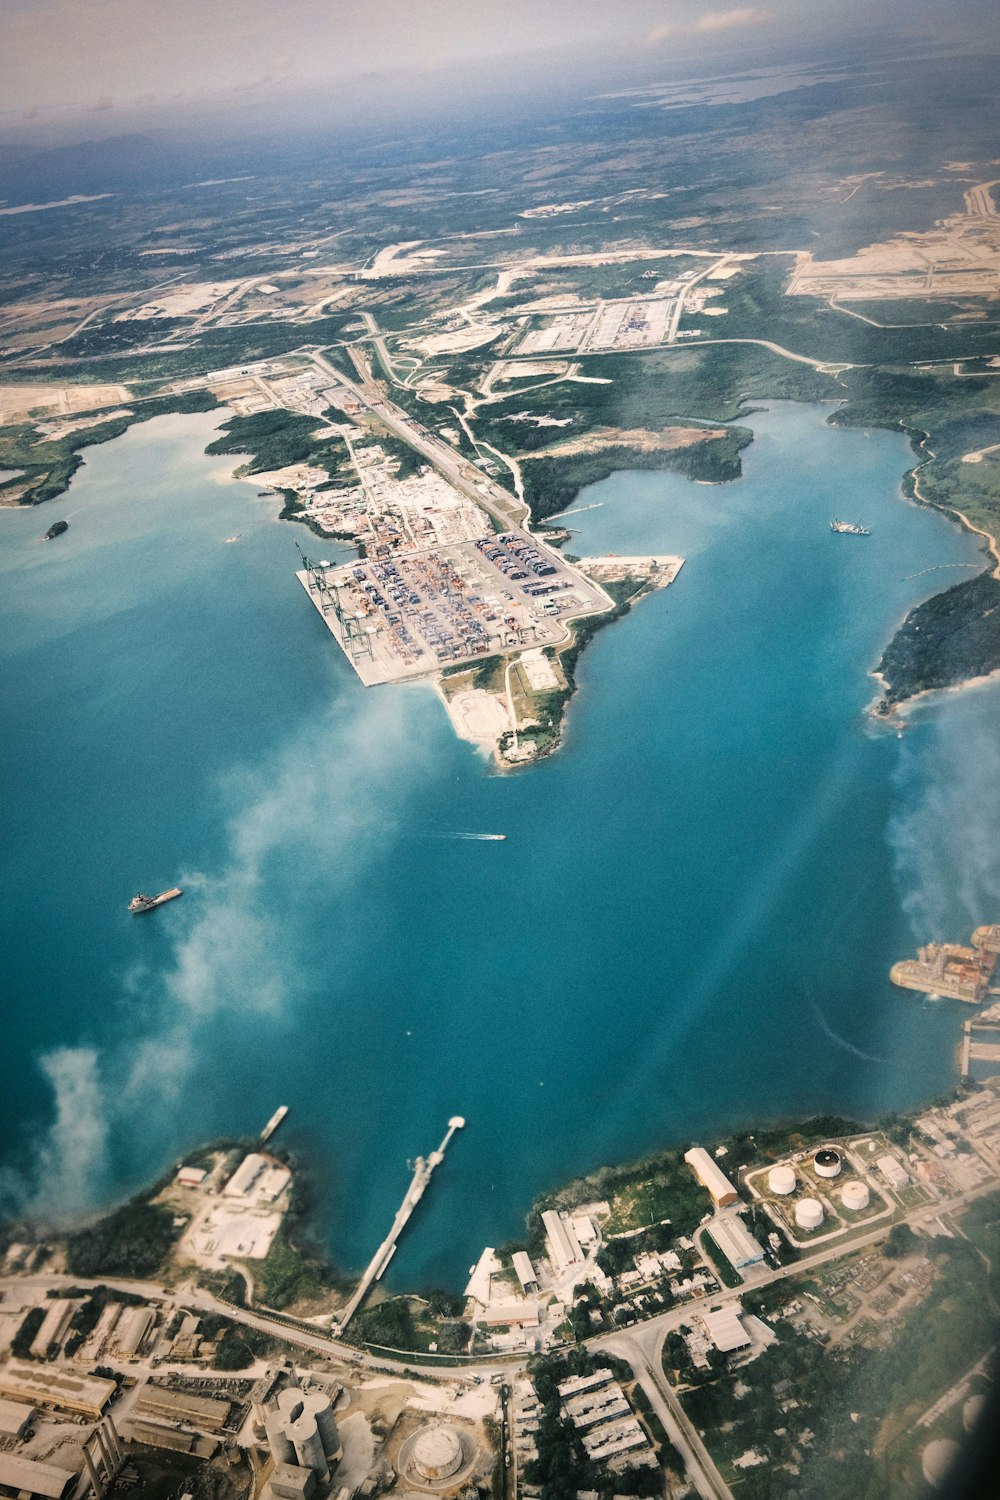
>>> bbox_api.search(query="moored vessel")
[830,519,871,535]
[128,888,182,914]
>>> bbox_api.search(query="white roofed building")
[702,1307,752,1353]
[709,1216,766,1271]
[512,1252,539,1294]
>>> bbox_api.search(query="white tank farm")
[840,1180,870,1212]
[795,1197,824,1230]
[412,1424,464,1482]
[813,1148,842,1179]
[768,1165,797,1196]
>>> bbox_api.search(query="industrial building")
[876,1154,910,1189]
[479,1303,541,1328]
[0,1453,75,1500]
[541,1210,585,1273]
[175,1165,208,1188]
[684,1147,739,1207]
[29,1299,78,1359]
[701,1307,752,1354]
[113,1305,155,1357]
[709,1216,766,1271]
[511,1251,539,1294]
[135,1384,232,1432]
[0,1398,34,1439]
[0,1364,116,1421]
[223,1152,291,1203]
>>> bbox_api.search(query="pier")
[336,1117,465,1334]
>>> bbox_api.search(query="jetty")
[336,1117,465,1334]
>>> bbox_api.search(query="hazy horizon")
[2,0,997,150]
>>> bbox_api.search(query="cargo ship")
[891,924,999,1003]
[128,888,182,914]
[260,1105,289,1143]
[830,519,871,535]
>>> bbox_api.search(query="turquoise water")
[2,403,999,1290]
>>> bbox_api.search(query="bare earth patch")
[522,424,726,457]
[0,383,132,423]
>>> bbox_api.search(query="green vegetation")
[350,1296,421,1350]
[883,1223,920,1259]
[255,1225,337,1310]
[877,569,1000,706]
[11,1306,46,1358]
[214,1322,276,1370]
[700,1232,743,1288]
[66,1199,181,1279]
[205,408,319,473]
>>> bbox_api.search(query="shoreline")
[870,660,1000,727]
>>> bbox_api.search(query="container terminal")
[890,922,1000,1003]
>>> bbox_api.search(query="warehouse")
[135,1384,231,1431]
[701,1307,752,1354]
[511,1252,539,1295]
[684,1147,739,1207]
[0,1397,34,1439]
[0,1453,76,1498]
[709,1215,766,1271]
[0,1364,115,1421]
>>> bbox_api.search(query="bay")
[1,401,997,1291]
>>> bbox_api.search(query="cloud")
[695,8,771,32]
[647,7,771,45]
[27,1048,111,1221]
[887,695,1000,939]
[14,684,439,1223]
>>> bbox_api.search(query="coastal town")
[2,1064,999,1500]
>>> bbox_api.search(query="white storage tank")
[841,1180,870,1212]
[814,1148,842,1179]
[768,1165,797,1196]
[795,1197,824,1231]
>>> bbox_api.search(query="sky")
[1,0,996,140]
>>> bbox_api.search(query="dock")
[335,1116,465,1335]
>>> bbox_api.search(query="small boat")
[831,519,871,535]
[128,888,182,914]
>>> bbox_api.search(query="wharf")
[336,1117,465,1335]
